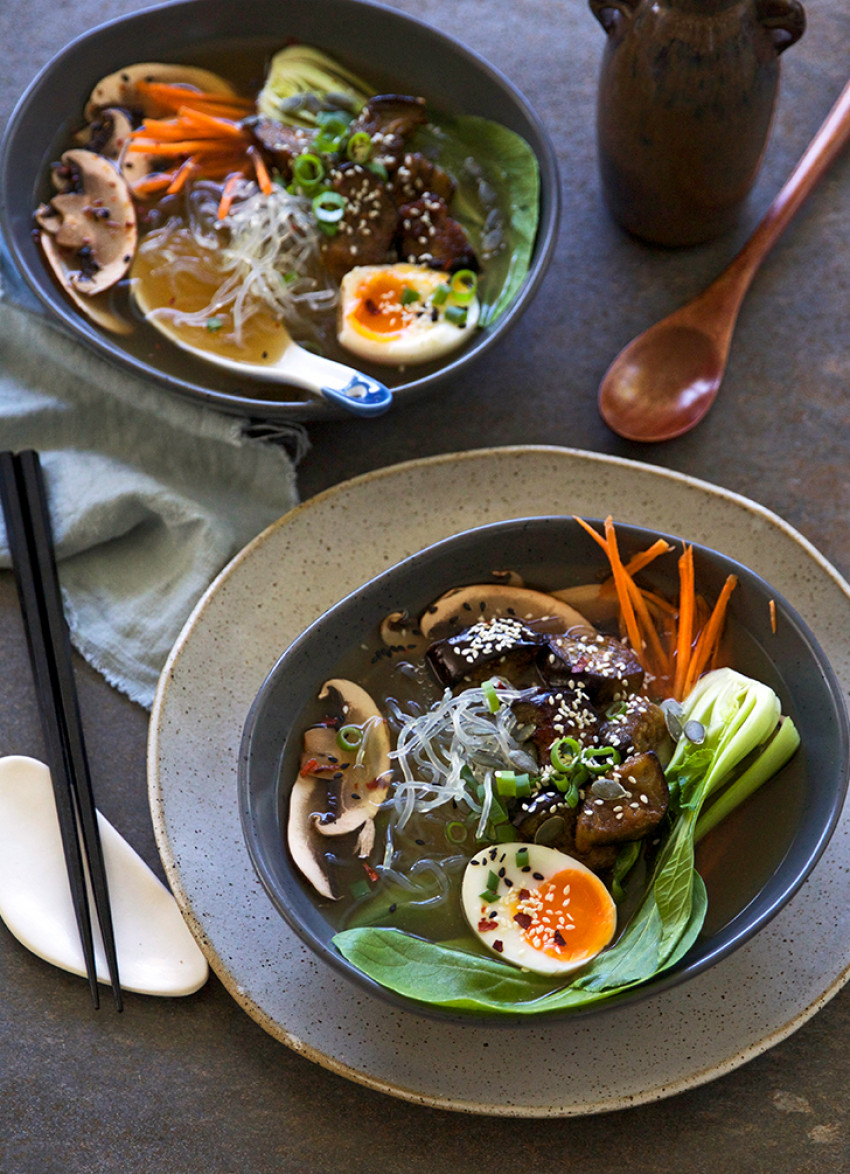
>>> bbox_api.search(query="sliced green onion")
[432,283,450,306]
[481,679,500,713]
[563,781,580,808]
[488,795,509,826]
[346,131,372,162]
[486,870,500,891]
[312,189,347,223]
[495,770,531,797]
[292,152,325,193]
[445,820,468,844]
[605,700,628,719]
[449,269,478,305]
[515,846,530,868]
[479,888,500,905]
[495,770,517,796]
[205,316,224,333]
[336,724,363,751]
[350,879,371,899]
[550,736,581,773]
[314,110,353,154]
[400,285,420,306]
[493,823,516,843]
[444,303,468,327]
[584,745,622,774]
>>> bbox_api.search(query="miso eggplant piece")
[425,617,546,687]
[513,788,617,875]
[512,689,601,759]
[597,695,668,757]
[540,632,644,703]
[574,751,668,853]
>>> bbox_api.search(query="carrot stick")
[673,545,695,700]
[624,538,674,577]
[130,171,179,197]
[135,80,253,117]
[217,173,242,219]
[683,574,737,696]
[601,517,644,657]
[127,138,251,156]
[250,147,273,196]
[166,158,195,195]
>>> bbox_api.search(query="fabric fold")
[0,264,304,708]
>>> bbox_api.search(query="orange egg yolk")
[506,868,616,964]
[349,273,416,338]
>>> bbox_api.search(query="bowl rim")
[0,0,561,421]
[238,514,850,1023]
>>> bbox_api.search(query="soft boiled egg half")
[461,842,617,975]
[337,263,480,366]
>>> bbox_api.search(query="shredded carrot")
[769,598,777,634]
[575,516,737,700]
[682,574,737,697]
[672,545,695,700]
[624,538,674,577]
[129,171,178,197]
[166,158,195,195]
[250,146,273,195]
[126,99,265,206]
[217,173,242,219]
[134,79,253,119]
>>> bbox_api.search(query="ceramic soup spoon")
[598,77,850,443]
[133,282,392,417]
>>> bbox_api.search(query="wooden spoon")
[598,78,850,443]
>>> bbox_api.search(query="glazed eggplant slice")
[540,631,644,704]
[574,751,669,853]
[425,617,546,687]
[597,694,669,757]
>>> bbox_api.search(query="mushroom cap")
[36,149,137,298]
[287,678,392,900]
[76,107,134,161]
[84,63,238,120]
[419,584,592,641]
[37,233,133,335]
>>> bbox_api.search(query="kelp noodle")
[136,180,338,349]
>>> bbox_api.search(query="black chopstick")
[0,450,122,1010]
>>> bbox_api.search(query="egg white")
[337,263,479,366]
[461,842,617,976]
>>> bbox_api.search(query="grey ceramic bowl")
[0,0,559,421]
[238,516,849,1020]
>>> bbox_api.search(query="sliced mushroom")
[549,582,621,626]
[84,63,238,120]
[76,107,134,161]
[379,610,428,657]
[419,584,592,642]
[37,235,133,335]
[288,678,392,900]
[35,149,137,333]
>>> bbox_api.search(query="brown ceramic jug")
[589,0,806,245]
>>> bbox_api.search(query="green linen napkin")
[0,261,303,709]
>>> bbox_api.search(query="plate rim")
[148,445,850,1115]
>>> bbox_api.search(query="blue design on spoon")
[322,374,392,417]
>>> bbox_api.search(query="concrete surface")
[1,0,848,1170]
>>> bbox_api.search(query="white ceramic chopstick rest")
[0,756,208,996]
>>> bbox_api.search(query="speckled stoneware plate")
[148,446,850,1116]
